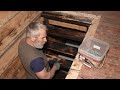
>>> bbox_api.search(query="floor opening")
[41,11,98,79]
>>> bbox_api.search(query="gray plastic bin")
[78,36,110,68]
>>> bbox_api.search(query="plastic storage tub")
[78,36,110,68]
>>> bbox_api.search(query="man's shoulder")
[18,38,27,49]
[19,38,26,44]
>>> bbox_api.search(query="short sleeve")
[30,57,45,73]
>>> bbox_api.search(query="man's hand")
[54,62,60,70]
[52,58,60,62]
[49,57,60,62]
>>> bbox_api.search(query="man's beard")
[33,40,46,49]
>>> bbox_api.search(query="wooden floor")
[77,11,120,79]
[0,56,27,79]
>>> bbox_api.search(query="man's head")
[26,22,47,49]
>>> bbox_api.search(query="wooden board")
[0,11,22,42]
[47,24,86,42]
[0,56,27,79]
[48,19,87,32]
[0,33,25,76]
[0,11,42,77]
[46,41,78,57]
[0,11,41,57]
[42,11,92,25]
[0,11,20,27]
[0,11,41,42]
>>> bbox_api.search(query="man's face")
[33,29,47,49]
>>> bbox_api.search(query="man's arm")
[35,64,58,79]
[30,57,60,79]
[46,55,60,62]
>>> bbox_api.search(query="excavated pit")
[41,11,93,79]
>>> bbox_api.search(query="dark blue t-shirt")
[30,57,45,73]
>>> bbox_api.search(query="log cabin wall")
[0,11,42,79]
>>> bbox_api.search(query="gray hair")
[26,22,47,37]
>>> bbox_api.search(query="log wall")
[0,11,42,79]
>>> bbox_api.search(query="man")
[18,22,60,79]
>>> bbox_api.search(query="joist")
[48,19,87,32]
[42,11,92,27]
[47,24,86,42]
[46,41,78,57]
